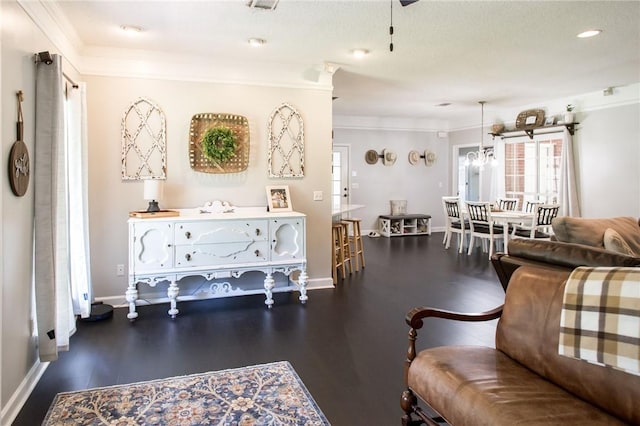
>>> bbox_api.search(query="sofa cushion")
[496,266,640,425]
[506,239,640,269]
[552,216,640,255]
[408,346,627,425]
[603,228,636,256]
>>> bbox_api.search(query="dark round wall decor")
[9,140,30,196]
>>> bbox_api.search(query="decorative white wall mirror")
[268,103,305,178]
[121,97,167,180]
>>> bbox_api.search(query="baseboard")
[1,359,49,425]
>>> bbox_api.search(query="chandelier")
[464,101,497,169]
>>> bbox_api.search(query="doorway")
[454,145,481,202]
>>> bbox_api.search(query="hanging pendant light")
[465,101,497,170]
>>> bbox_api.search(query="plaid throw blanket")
[559,266,640,376]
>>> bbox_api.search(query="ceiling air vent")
[246,0,279,10]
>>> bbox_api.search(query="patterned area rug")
[43,361,330,425]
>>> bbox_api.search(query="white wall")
[572,104,640,217]
[85,76,333,303]
[332,128,449,232]
[2,0,43,413]
[0,1,77,419]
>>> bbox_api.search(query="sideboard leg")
[264,273,275,308]
[167,280,179,318]
[298,268,308,304]
[125,282,139,321]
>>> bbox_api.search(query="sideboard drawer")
[175,220,268,245]
[175,241,269,267]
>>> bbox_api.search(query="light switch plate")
[313,191,323,201]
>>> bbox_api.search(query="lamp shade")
[143,179,163,201]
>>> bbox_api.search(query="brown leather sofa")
[401,238,640,425]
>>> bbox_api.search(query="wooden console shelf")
[378,214,431,237]
[491,122,578,140]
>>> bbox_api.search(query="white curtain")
[66,82,92,319]
[34,54,91,361]
[489,137,505,201]
[558,128,581,217]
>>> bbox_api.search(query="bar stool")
[331,223,350,284]
[339,221,354,275]
[343,218,365,271]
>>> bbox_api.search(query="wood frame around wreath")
[189,113,249,174]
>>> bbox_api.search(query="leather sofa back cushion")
[496,266,640,424]
[552,216,640,255]
[506,239,640,269]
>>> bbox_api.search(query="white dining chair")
[496,197,519,211]
[511,204,560,240]
[442,196,468,254]
[465,201,505,258]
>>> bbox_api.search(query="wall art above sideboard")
[121,97,166,180]
[268,103,305,178]
[189,113,250,174]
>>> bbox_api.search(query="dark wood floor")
[13,233,504,426]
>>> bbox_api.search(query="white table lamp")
[143,179,164,212]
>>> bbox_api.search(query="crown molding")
[79,47,334,91]
[18,0,82,73]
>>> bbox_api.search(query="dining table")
[460,206,534,254]
[487,210,534,253]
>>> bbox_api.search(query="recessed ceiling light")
[248,38,266,47]
[120,25,144,34]
[577,29,602,38]
[351,48,370,59]
[436,102,451,107]
[246,0,279,11]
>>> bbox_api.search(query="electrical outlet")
[116,264,125,276]
[313,191,323,201]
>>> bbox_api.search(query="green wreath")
[201,126,237,163]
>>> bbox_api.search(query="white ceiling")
[43,0,640,127]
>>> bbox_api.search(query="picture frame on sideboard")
[266,185,292,212]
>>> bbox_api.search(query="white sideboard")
[127,207,307,319]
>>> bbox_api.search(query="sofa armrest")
[405,305,504,330]
[404,305,503,384]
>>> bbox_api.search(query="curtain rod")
[63,72,79,89]
[34,51,79,89]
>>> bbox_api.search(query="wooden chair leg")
[344,218,365,271]
[331,224,344,283]
[340,222,352,275]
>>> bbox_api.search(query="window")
[504,136,562,206]
[331,150,342,211]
